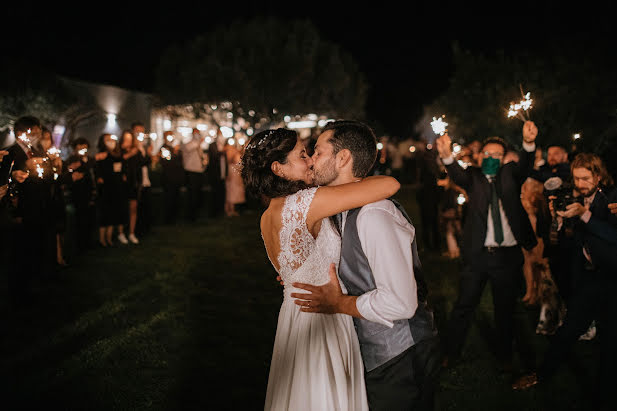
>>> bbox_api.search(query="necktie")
[489,179,504,245]
[334,212,343,233]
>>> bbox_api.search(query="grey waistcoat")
[338,200,437,372]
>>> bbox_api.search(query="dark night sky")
[5,3,617,136]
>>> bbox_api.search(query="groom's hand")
[292,263,344,314]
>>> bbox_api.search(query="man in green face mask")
[436,121,539,374]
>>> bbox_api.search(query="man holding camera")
[513,153,617,410]
[436,121,538,372]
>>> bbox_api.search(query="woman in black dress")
[95,133,128,247]
[120,130,144,244]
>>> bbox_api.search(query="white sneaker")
[117,233,128,244]
[128,234,139,244]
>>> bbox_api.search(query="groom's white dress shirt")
[341,200,419,328]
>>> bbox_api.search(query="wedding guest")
[2,116,56,299]
[181,128,206,221]
[530,145,570,183]
[65,137,97,253]
[206,129,227,218]
[41,128,68,266]
[438,174,465,259]
[437,122,538,373]
[132,122,153,238]
[120,130,142,244]
[520,177,551,304]
[224,139,245,217]
[95,133,127,247]
[416,140,441,252]
[513,154,617,411]
[159,131,184,224]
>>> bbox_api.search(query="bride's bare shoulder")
[260,198,285,229]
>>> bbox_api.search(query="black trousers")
[136,186,152,236]
[209,180,226,218]
[73,199,94,253]
[418,201,440,252]
[163,183,181,224]
[445,246,526,363]
[539,262,617,407]
[365,336,441,411]
[185,171,203,221]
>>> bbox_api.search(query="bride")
[241,128,400,410]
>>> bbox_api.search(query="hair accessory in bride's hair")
[246,129,277,150]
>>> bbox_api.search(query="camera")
[544,177,583,212]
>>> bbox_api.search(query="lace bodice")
[273,187,341,296]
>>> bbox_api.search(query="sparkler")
[78,148,88,156]
[161,147,172,160]
[36,163,44,178]
[430,115,448,136]
[506,86,533,122]
[47,147,61,157]
[18,133,32,149]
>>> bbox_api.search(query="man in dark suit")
[530,144,575,303]
[513,153,617,410]
[530,144,570,183]
[0,116,57,304]
[436,122,538,371]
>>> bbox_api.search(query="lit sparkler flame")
[18,133,31,145]
[161,147,171,160]
[430,115,448,136]
[78,148,88,156]
[506,89,533,122]
[36,163,44,178]
[47,147,61,157]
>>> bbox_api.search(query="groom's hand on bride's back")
[276,275,284,286]
[290,264,364,320]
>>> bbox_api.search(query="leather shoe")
[512,372,538,390]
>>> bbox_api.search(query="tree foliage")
[425,41,617,153]
[155,17,368,122]
[0,63,72,131]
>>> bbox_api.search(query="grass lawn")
[1,186,597,410]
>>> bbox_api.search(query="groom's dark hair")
[322,120,377,178]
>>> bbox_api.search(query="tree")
[424,41,617,153]
[155,17,368,127]
[0,63,72,134]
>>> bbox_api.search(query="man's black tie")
[489,179,504,245]
[334,212,343,233]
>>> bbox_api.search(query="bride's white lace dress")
[264,187,368,410]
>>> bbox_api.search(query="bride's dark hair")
[241,128,309,199]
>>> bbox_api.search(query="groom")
[292,120,440,410]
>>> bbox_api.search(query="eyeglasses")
[483,151,504,159]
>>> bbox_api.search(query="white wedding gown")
[264,187,368,411]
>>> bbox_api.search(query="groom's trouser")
[365,335,440,411]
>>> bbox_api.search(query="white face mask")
[105,141,117,151]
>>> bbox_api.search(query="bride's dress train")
[264,187,368,410]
